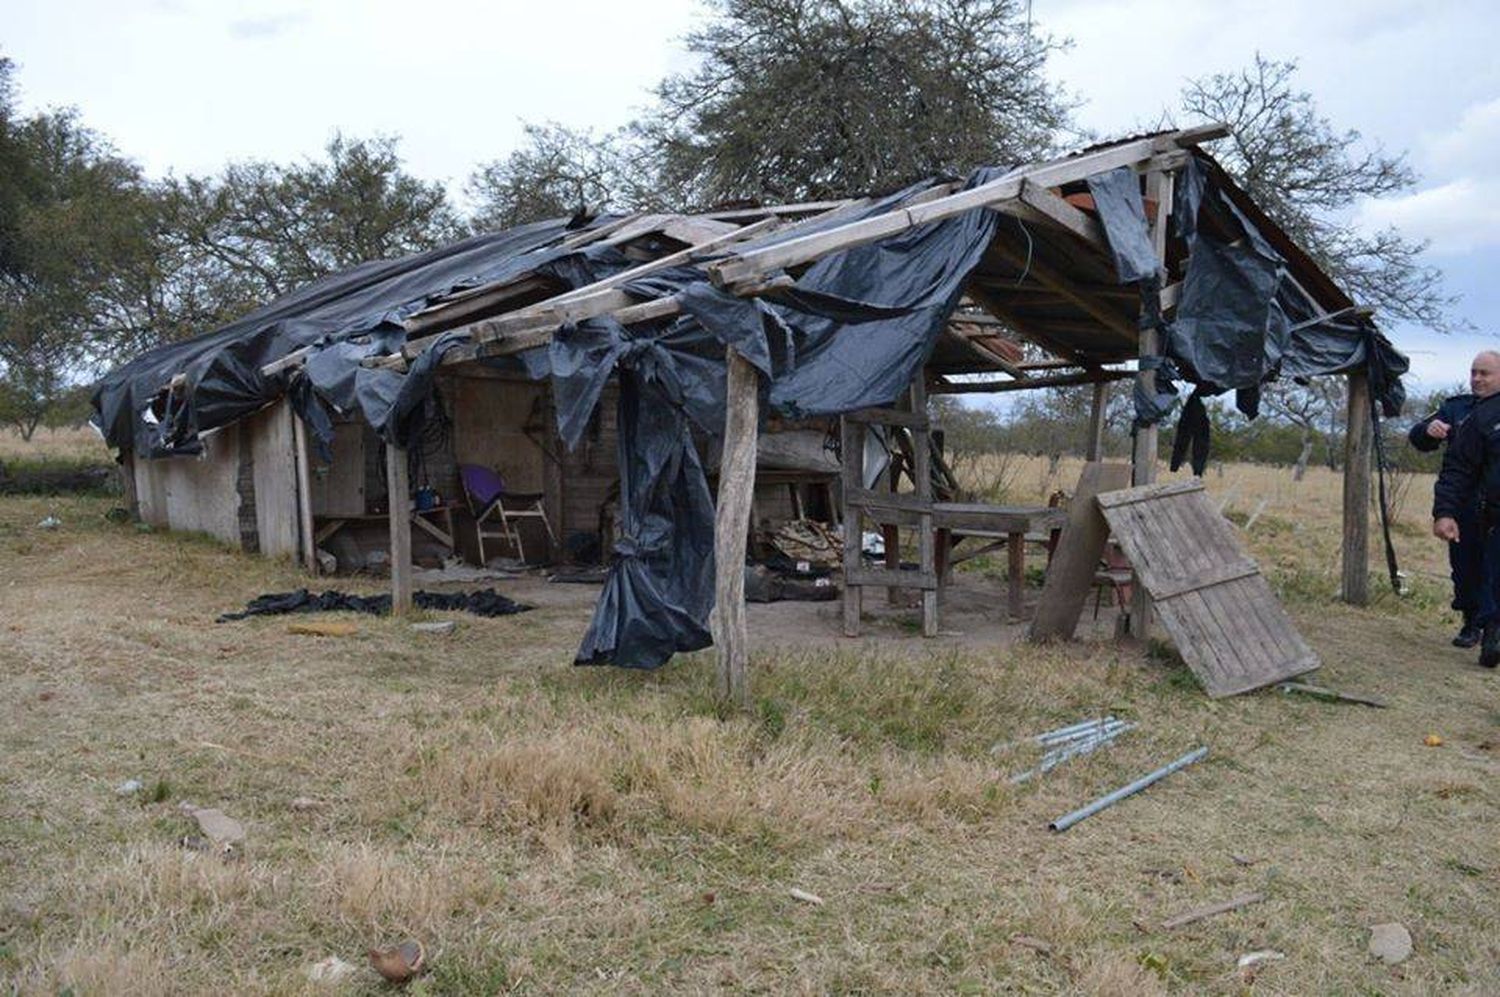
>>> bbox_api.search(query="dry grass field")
[3,428,1498,994]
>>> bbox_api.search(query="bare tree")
[1181,54,1452,330]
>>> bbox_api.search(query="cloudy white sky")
[4,0,1497,397]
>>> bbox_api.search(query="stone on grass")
[1368,922,1412,965]
[411,620,457,635]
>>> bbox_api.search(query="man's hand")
[1435,516,1461,542]
[1427,419,1451,440]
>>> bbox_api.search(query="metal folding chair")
[458,463,555,565]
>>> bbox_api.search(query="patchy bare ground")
[2,436,1498,994]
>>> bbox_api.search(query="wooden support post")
[841,416,865,637]
[1086,381,1109,461]
[713,349,759,710]
[1130,169,1174,638]
[386,444,413,614]
[120,450,139,521]
[1341,371,1372,605]
[911,379,938,637]
[292,414,317,574]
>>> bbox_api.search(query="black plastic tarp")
[1084,153,1408,440]
[91,217,628,457]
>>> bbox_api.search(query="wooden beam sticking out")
[929,369,1132,395]
[386,444,413,614]
[712,349,759,710]
[706,125,1227,289]
[1341,370,1372,605]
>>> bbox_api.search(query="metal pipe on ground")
[1048,746,1209,832]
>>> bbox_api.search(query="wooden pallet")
[1096,480,1319,697]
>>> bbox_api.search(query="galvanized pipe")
[1011,722,1136,784]
[1048,746,1209,832]
[1038,718,1128,746]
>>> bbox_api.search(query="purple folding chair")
[459,463,555,565]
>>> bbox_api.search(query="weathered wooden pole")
[292,413,317,574]
[1340,371,1372,605]
[1130,169,1174,638]
[841,415,865,637]
[1086,381,1109,461]
[712,348,759,710]
[386,444,413,614]
[911,378,938,636]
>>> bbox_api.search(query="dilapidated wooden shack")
[94,124,1408,702]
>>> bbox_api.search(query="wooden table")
[932,503,1067,621]
[313,502,458,558]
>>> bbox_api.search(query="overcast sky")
[3,0,1496,399]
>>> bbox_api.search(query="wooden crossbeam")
[706,126,1227,289]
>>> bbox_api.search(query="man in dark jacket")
[1432,351,1500,665]
[1412,387,1484,646]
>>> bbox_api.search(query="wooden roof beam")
[706,124,1227,290]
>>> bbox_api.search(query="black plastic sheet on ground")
[217,588,531,622]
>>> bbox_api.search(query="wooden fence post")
[712,349,758,710]
[386,444,413,614]
[1341,371,1372,605]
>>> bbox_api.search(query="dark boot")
[1481,622,1500,669]
[1455,616,1483,648]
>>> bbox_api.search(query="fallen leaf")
[1425,734,1444,748]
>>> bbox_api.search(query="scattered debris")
[788,887,824,906]
[287,621,359,637]
[1237,950,1284,969]
[1424,734,1444,748]
[410,620,457,635]
[306,955,358,984]
[1049,746,1209,832]
[368,939,426,983]
[1003,716,1135,784]
[1278,682,1388,708]
[182,805,246,852]
[36,516,60,530]
[1009,934,1054,956]
[178,834,212,853]
[1367,922,1412,965]
[115,778,143,796]
[314,549,338,574]
[1161,892,1265,930]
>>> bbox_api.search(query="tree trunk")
[1292,434,1312,482]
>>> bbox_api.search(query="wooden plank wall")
[309,421,367,516]
[246,399,299,558]
[133,427,243,546]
